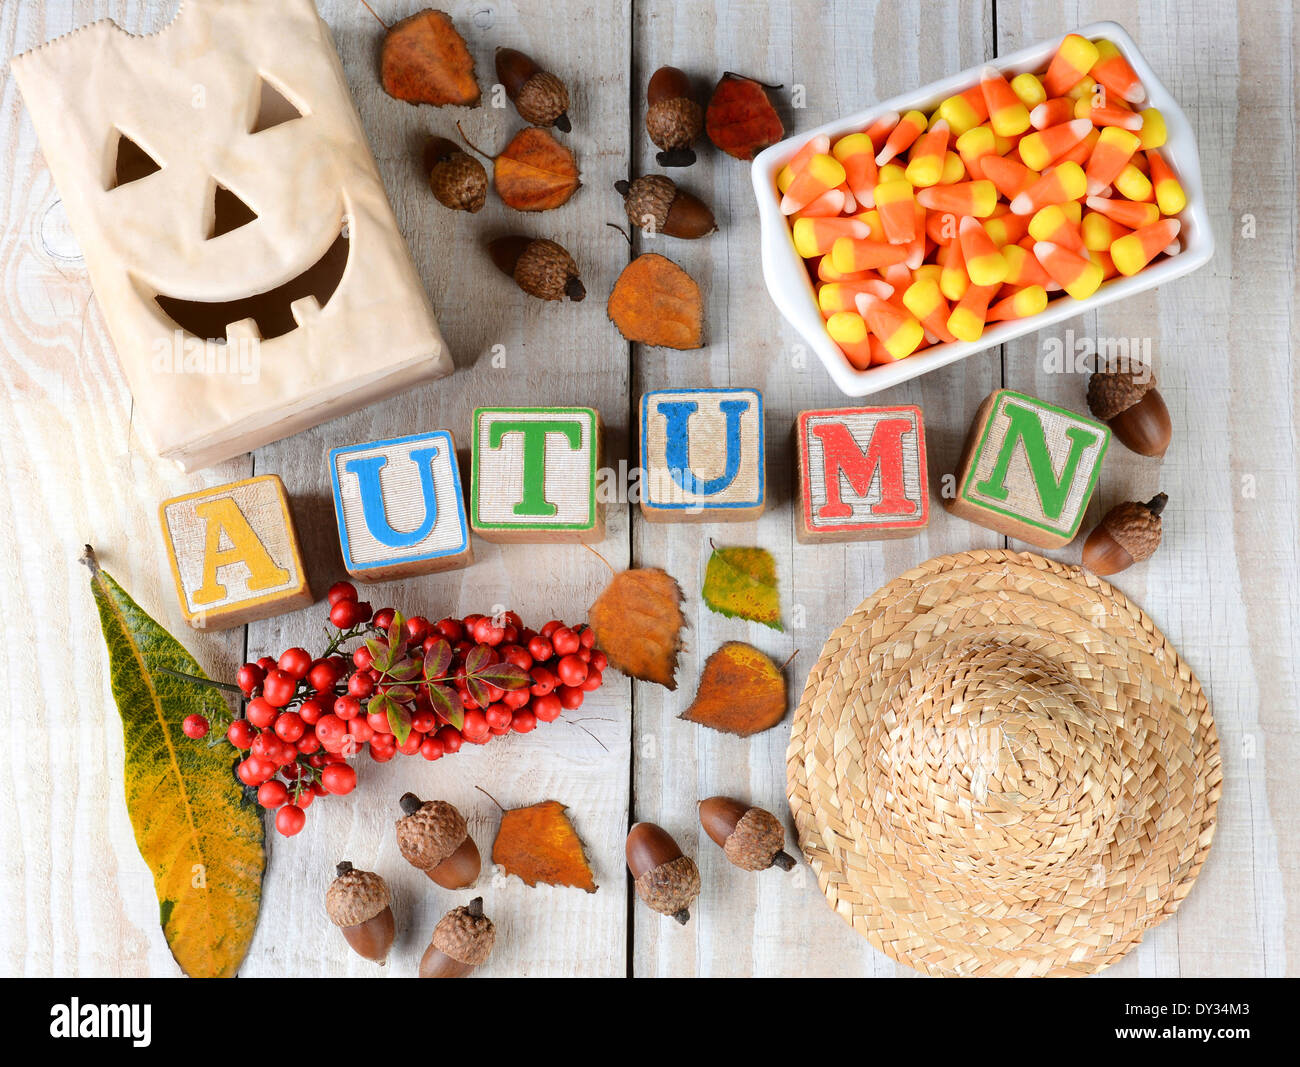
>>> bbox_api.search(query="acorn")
[488,236,586,301]
[626,822,700,925]
[698,797,797,872]
[495,48,571,131]
[325,861,395,965]
[615,175,717,239]
[419,897,496,978]
[395,793,481,889]
[645,66,703,167]
[1082,493,1167,576]
[1087,364,1172,457]
[424,136,488,213]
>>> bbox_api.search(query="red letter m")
[813,419,916,520]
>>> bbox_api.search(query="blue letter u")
[659,399,748,496]
[344,446,440,548]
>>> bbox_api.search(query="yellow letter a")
[191,497,289,606]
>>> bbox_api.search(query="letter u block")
[639,388,765,522]
[159,474,312,629]
[471,407,604,543]
[329,429,472,582]
[795,406,928,542]
[947,389,1110,548]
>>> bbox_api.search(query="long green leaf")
[84,548,264,978]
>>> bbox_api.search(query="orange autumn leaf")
[381,9,481,107]
[681,641,787,736]
[492,800,597,892]
[705,72,784,160]
[589,567,686,689]
[493,127,581,211]
[607,253,703,349]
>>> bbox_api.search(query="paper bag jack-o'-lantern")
[13,0,451,471]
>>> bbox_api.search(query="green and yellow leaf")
[702,546,783,630]
[85,549,263,978]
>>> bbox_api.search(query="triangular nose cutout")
[209,185,258,239]
[111,132,162,188]
[251,78,304,133]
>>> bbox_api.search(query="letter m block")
[947,389,1110,549]
[795,406,929,542]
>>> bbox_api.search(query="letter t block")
[471,407,604,543]
[159,474,312,630]
[947,389,1110,548]
[795,406,929,542]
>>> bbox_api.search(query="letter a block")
[948,389,1110,549]
[795,405,928,542]
[639,388,765,522]
[471,407,604,543]
[329,430,472,582]
[159,474,312,630]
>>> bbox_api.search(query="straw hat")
[787,550,1221,978]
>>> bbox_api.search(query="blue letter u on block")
[659,399,749,496]
[343,446,440,548]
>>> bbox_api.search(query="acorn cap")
[516,70,570,129]
[514,238,585,301]
[325,862,390,928]
[617,174,676,232]
[633,854,701,918]
[1088,365,1157,421]
[429,150,488,213]
[1100,494,1166,563]
[396,797,468,871]
[431,898,496,966]
[646,96,703,151]
[724,807,790,871]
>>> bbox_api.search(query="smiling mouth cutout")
[155,228,350,343]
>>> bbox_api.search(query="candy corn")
[1090,40,1145,104]
[793,188,847,217]
[830,235,910,273]
[793,216,871,257]
[934,85,989,136]
[856,294,924,359]
[1084,194,1159,229]
[1073,94,1142,131]
[958,214,1008,286]
[1081,210,1131,251]
[939,151,966,185]
[1029,98,1075,131]
[901,277,957,343]
[781,153,846,214]
[955,125,997,180]
[981,154,1040,201]
[1110,218,1181,275]
[1137,108,1167,150]
[1034,240,1104,299]
[987,284,1048,322]
[833,133,879,207]
[1010,72,1047,109]
[1147,151,1187,215]
[875,180,917,244]
[1018,118,1092,170]
[939,234,970,301]
[1010,161,1087,215]
[1001,242,1057,288]
[904,119,950,187]
[1044,34,1100,97]
[1028,203,1086,254]
[876,110,927,165]
[1084,126,1141,196]
[784,134,831,182]
[947,282,1000,342]
[825,311,874,369]
[865,111,901,152]
[818,278,895,315]
[1113,162,1154,202]
[983,209,1030,247]
[916,179,998,218]
[981,66,1032,137]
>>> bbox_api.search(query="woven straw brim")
[787,550,1221,978]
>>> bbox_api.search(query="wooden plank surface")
[0,0,1295,978]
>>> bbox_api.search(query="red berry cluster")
[182,581,607,837]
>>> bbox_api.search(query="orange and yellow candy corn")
[958,214,1008,286]
[939,234,970,301]
[831,235,910,273]
[1028,203,1086,255]
[1044,34,1100,97]
[1002,242,1057,288]
[1084,194,1159,229]
[1010,161,1087,215]
[875,180,917,244]
[1018,117,1092,170]
[1029,98,1075,130]
[955,125,997,180]
[1137,108,1167,150]
[1090,40,1145,105]
[833,133,879,207]
[916,179,998,218]
[793,216,871,257]
[933,85,989,136]
[1113,161,1154,202]
[981,154,1040,201]
[1011,72,1047,109]
[902,277,957,344]
[864,111,901,151]
[980,66,1032,137]
[875,110,927,165]
[947,282,1000,342]
[817,278,895,316]
[857,294,925,359]
[825,311,874,369]
[904,119,950,187]
[1034,240,1103,299]
[1073,95,1142,131]
[987,284,1048,322]
[1085,126,1141,196]
[1110,218,1181,275]
[1147,151,1186,215]
[781,153,846,214]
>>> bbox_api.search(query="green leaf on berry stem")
[423,638,453,680]
[466,677,491,708]
[465,644,492,674]
[386,659,420,682]
[388,703,412,744]
[473,663,531,690]
[366,637,392,672]
[82,547,263,978]
[427,684,464,730]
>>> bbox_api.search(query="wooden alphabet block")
[639,388,765,522]
[471,407,604,543]
[329,429,472,582]
[947,389,1111,549]
[795,405,928,542]
[159,474,312,630]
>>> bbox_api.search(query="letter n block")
[329,430,472,582]
[159,474,312,630]
[471,407,604,543]
[948,389,1111,549]
[639,388,765,522]
[795,406,928,542]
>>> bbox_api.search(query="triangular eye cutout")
[251,78,304,133]
[209,185,258,239]
[111,131,162,188]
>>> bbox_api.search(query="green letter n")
[488,418,584,517]
[974,401,1099,520]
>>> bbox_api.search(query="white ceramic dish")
[751,21,1214,398]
